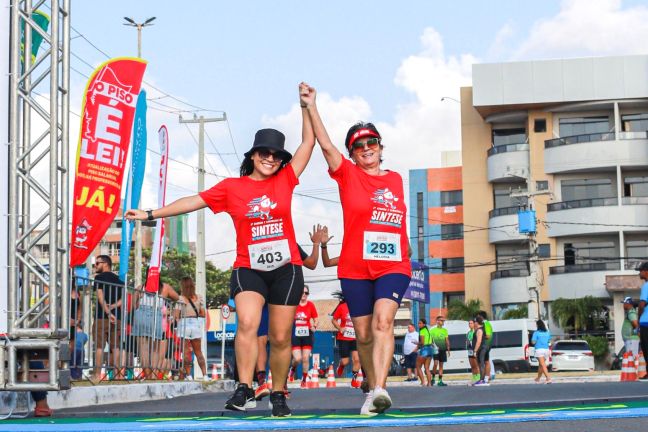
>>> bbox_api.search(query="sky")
[66,0,648,298]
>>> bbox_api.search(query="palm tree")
[502,305,528,320]
[551,296,602,336]
[447,299,482,320]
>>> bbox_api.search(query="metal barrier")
[71,276,189,383]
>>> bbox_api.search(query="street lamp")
[440,96,460,103]
[123,16,156,58]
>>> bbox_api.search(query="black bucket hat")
[244,128,292,162]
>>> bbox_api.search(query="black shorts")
[230,264,304,306]
[404,352,418,369]
[484,346,491,361]
[291,333,314,351]
[433,349,448,363]
[338,339,357,358]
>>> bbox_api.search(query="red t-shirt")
[198,164,303,269]
[294,301,318,329]
[332,302,355,341]
[330,158,411,279]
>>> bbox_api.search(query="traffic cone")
[638,351,647,379]
[620,352,630,381]
[309,368,320,388]
[267,370,273,389]
[211,363,219,381]
[304,369,312,388]
[627,351,638,381]
[357,368,364,385]
[326,365,336,388]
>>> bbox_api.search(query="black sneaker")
[268,391,291,417]
[225,383,256,411]
[360,379,370,394]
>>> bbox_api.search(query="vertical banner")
[403,261,430,303]
[145,126,169,292]
[20,10,50,66]
[70,58,147,267]
[119,90,148,282]
[1,0,10,333]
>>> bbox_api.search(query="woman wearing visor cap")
[300,84,411,416]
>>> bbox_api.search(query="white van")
[440,319,546,373]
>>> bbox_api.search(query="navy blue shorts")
[257,304,269,337]
[340,273,411,318]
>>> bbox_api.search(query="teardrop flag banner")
[70,57,147,267]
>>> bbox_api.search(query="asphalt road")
[56,381,648,418]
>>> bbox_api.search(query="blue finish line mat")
[4,402,648,431]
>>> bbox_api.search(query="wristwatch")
[146,209,154,221]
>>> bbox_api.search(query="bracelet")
[146,209,154,221]
[321,244,327,249]
[300,103,308,108]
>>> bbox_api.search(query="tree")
[447,299,482,320]
[551,296,603,336]
[502,305,528,320]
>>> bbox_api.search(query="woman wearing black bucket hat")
[300,85,411,416]
[126,83,315,417]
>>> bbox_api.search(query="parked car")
[550,340,595,372]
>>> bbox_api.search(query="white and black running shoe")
[225,383,256,411]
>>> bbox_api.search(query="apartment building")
[461,55,648,343]
[409,151,465,324]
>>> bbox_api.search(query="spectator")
[91,255,124,384]
[430,316,450,387]
[177,276,208,381]
[402,322,419,381]
[467,319,479,383]
[531,320,552,384]
[472,316,488,386]
[415,319,432,386]
[71,322,88,379]
[621,296,640,357]
[477,310,493,383]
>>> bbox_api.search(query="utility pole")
[123,16,155,288]
[511,183,551,321]
[179,114,226,376]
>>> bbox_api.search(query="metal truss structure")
[2,0,71,391]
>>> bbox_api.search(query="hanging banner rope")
[70,57,147,267]
[145,126,170,292]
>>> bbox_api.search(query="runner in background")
[255,228,322,401]
[126,83,316,418]
[289,285,319,388]
[303,85,412,416]
[466,319,479,383]
[477,310,494,383]
[430,316,450,387]
[331,291,361,387]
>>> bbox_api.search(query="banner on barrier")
[70,57,147,267]
[403,261,430,303]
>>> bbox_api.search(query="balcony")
[490,268,531,305]
[487,143,529,182]
[548,262,621,300]
[545,131,648,174]
[546,197,648,237]
[488,206,528,243]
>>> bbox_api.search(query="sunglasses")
[256,148,283,162]
[303,291,310,296]
[351,137,380,151]
[94,261,106,266]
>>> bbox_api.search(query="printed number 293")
[369,242,395,254]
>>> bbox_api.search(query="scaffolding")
[2,0,71,391]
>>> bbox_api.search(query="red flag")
[70,57,147,267]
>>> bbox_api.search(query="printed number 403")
[257,252,283,265]
[369,242,395,255]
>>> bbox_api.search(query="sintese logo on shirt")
[370,188,404,227]
[246,195,277,220]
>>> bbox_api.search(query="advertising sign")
[403,261,430,303]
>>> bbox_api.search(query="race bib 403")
[249,239,291,271]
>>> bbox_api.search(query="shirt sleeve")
[310,302,319,318]
[329,157,350,184]
[641,283,648,303]
[198,179,229,214]
[280,163,299,189]
[531,331,537,343]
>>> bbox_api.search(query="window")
[491,330,523,349]
[496,244,529,271]
[624,176,648,197]
[563,241,616,265]
[561,178,614,202]
[441,224,463,240]
[441,257,464,273]
[534,119,547,133]
[492,128,527,147]
[493,184,527,209]
[559,116,610,137]
[621,113,648,132]
[536,181,549,192]
[538,244,551,258]
[627,240,648,260]
[440,190,463,206]
[448,334,466,351]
